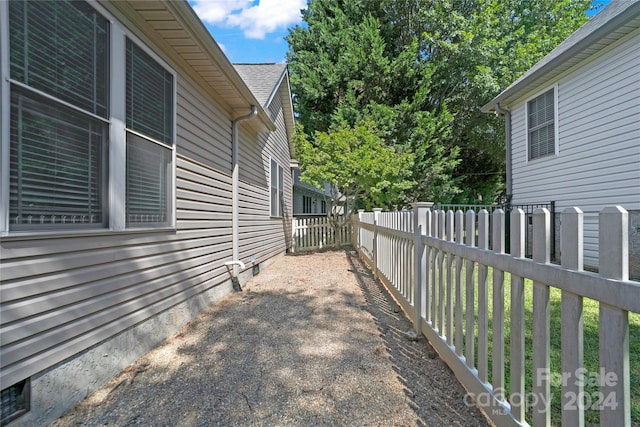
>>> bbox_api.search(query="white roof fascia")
[482,0,640,113]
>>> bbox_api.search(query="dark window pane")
[10,90,105,229]
[126,133,170,225]
[528,88,555,160]
[9,0,109,117]
[126,39,173,145]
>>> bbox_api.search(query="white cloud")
[191,0,306,40]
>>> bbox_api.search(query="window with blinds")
[527,88,556,161]
[270,159,284,217]
[8,0,109,229]
[125,39,173,227]
[6,0,176,232]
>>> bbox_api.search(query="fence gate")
[290,216,352,252]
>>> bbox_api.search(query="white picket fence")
[353,203,639,427]
[291,216,351,252]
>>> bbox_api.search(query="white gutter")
[493,103,512,202]
[231,106,258,278]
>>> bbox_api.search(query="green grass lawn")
[452,265,640,426]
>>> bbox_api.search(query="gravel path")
[52,250,489,426]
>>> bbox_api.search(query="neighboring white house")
[482,0,640,278]
[0,1,294,425]
[291,169,332,216]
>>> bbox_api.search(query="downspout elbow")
[233,105,258,128]
[225,260,246,270]
[494,103,512,204]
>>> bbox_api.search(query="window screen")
[9,0,109,117]
[126,39,173,145]
[528,89,555,160]
[125,39,173,226]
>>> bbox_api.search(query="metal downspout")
[231,106,258,279]
[494,103,512,203]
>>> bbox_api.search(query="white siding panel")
[511,30,640,269]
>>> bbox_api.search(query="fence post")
[561,207,584,427]
[599,206,630,427]
[510,208,526,423]
[532,207,551,427]
[373,208,382,280]
[413,202,432,334]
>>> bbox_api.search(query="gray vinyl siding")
[510,29,640,268]
[237,84,293,264]
[176,79,232,174]
[0,58,289,391]
[0,78,234,388]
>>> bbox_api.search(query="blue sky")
[190,0,612,65]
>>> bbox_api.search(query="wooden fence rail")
[353,203,639,427]
[291,216,351,253]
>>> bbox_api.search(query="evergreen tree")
[287,0,593,204]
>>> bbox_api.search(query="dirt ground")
[52,250,489,426]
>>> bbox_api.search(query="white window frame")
[0,0,177,235]
[270,157,284,217]
[1,0,12,233]
[525,84,559,163]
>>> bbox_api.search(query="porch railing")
[353,203,638,426]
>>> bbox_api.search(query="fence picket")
[465,210,476,369]
[561,207,585,427]
[599,206,630,427]
[425,210,433,323]
[431,211,439,326]
[454,210,464,356]
[532,208,551,426]
[351,204,637,426]
[492,209,506,402]
[445,210,455,346]
[438,210,446,336]
[477,210,489,383]
[510,208,526,423]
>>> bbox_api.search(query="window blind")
[125,38,173,226]
[528,89,555,160]
[8,0,109,229]
[126,133,169,225]
[9,0,109,118]
[10,90,105,227]
[126,40,173,145]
